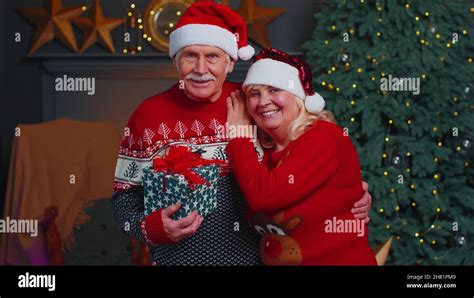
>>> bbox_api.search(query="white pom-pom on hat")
[304,93,325,113]
[238,45,255,61]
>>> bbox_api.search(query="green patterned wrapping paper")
[143,165,219,220]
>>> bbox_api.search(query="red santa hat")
[243,48,325,113]
[169,1,255,61]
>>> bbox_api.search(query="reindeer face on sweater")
[251,212,303,266]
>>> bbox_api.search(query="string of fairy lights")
[122,3,143,54]
[123,0,473,262]
[318,1,472,262]
[123,2,184,54]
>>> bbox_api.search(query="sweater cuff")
[140,209,173,246]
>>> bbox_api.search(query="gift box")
[143,146,224,220]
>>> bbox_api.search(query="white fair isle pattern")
[120,134,225,159]
[174,121,188,138]
[208,118,222,134]
[115,157,148,187]
[116,141,229,186]
[116,137,264,190]
[157,123,171,140]
[143,128,155,146]
[120,132,128,144]
[191,119,205,136]
[128,133,134,148]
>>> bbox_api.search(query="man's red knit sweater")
[115,81,243,245]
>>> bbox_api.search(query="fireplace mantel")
[38,55,250,129]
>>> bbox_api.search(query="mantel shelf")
[28,51,303,60]
[38,55,253,80]
[38,51,248,124]
[30,53,170,60]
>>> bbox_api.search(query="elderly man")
[111,1,372,265]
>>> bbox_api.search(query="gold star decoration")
[73,0,125,53]
[236,0,286,48]
[17,0,85,56]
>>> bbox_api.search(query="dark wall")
[1,0,44,217]
[0,0,320,214]
[0,0,11,217]
[229,0,320,54]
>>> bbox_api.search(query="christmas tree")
[303,0,474,265]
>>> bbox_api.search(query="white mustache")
[185,73,216,82]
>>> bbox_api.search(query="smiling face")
[174,45,234,103]
[246,85,300,136]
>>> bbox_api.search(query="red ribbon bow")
[152,145,228,191]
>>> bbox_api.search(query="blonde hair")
[249,88,335,149]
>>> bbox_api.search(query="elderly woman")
[226,48,377,265]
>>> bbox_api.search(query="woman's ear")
[294,96,306,114]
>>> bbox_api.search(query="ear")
[172,57,177,70]
[228,59,235,73]
[285,216,303,231]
